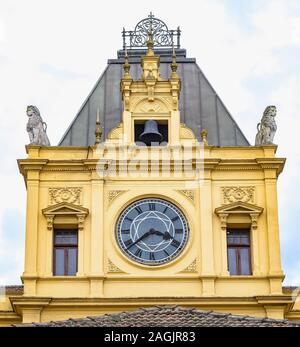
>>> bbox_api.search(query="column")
[199,178,215,295]
[89,171,104,297]
[23,170,40,295]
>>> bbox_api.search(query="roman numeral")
[171,239,180,248]
[135,249,143,258]
[164,250,170,257]
[124,239,133,247]
[171,216,179,222]
[122,229,130,234]
[135,206,143,214]
[163,206,168,214]
[149,252,155,261]
[125,217,133,222]
[175,229,183,234]
[148,203,156,211]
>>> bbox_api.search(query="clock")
[116,198,189,265]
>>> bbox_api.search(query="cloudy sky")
[0,0,299,285]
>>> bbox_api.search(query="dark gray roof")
[59,48,250,147]
[25,306,299,327]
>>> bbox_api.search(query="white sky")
[0,0,300,285]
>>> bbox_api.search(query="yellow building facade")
[1,15,300,326]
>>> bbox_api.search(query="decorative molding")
[107,259,125,273]
[107,123,123,140]
[177,190,195,202]
[134,99,169,114]
[221,186,255,205]
[42,202,89,232]
[49,187,82,205]
[108,190,127,203]
[215,202,263,231]
[179,259,197,273]
[46,215,55,231]
[180,123,196,140]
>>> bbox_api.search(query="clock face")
[116,198,189,265]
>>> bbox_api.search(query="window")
[227,229,251,276]
[53,230,78,276]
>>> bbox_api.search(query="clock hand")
[126,230,151,249]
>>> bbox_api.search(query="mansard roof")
[59,47,250,147]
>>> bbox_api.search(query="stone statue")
[26,105,50,146]
[255,106,277,146]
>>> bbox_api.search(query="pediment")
[215,201,263,215]
[42,202,89,216]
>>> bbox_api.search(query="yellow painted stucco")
[1,42,300,326]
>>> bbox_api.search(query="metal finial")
[201,128,208,145]
[95,108,102,145]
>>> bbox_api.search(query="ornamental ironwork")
[122,12,181,49]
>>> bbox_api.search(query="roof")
[2,285,24,295]
[59,48,250,147]
[25,306,299,327]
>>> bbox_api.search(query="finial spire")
[123,47,132,78]
[146,30,154,56]
[170,43,179,79]
[95,108,102,145]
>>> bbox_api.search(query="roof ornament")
[123,47,132,79]
[255,106,277,146]
[95,108,103,145]
[201,128,209,145]
[170,44,179,79]
[26,105,51,146]
[122,13,181,50]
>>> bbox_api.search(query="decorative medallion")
[222,186,255,205]
[49,187,82,205]
[179,259,197,273]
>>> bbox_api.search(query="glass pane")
[67,248,77,276]
[54,248,65,276]
[240,248,251,275]
[227,229,250,246]
[55,230,78,245]
[228,248,238,275]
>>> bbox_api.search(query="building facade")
[1,15,300,326]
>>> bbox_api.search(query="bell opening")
[135,120,168,146]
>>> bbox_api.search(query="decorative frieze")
[221,186,255,205]
[49,187,82,205]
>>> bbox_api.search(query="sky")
[0,0,299,286]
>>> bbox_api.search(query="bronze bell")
[139,120,163,145]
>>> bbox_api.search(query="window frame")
[227,228,252,276]
[53,229,78,276]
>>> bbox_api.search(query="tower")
[1,14,299,326]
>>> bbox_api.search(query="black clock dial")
[116,198,189,265]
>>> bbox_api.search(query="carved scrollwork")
[108,190,127,203]
[222,186,255,205]
[179,259,197,273]
[177,190,195,202]
[49,187,82,205]
[107,259,125,273]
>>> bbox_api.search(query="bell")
[139,120,163,145]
